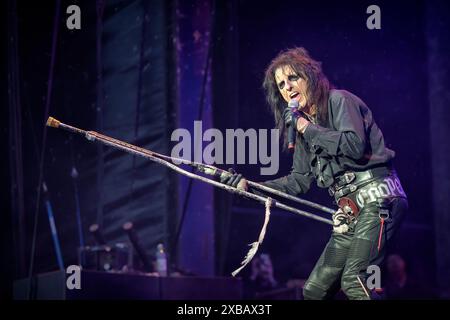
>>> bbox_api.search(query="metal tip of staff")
[46,116,60,128]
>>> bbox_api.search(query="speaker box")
[13,270,243,300]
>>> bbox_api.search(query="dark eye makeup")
[278,74,299,90]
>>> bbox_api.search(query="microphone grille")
[288,99,299,108]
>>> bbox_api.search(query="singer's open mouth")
[290,92,300,99]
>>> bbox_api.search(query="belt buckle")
[343,172,356,184]
[334,184,357,200]
[337,197,360,217]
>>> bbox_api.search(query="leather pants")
[303,195,408,300]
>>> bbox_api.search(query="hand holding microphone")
[283,99,301,150]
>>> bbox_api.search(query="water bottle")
[155,243,167,276]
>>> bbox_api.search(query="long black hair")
[262,47,332,149]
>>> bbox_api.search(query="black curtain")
[427,0,450,298]
[8,0,177,278]
[94,0,177,267]
[211,0,239,276]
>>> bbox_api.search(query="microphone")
[89,223,106,245]
[287,99,299,151]
[123,222,153,272]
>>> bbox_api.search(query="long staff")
[47,117,335,276]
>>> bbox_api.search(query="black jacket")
[262,89,395,194]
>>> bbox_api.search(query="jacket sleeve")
[257,139,314,196]
[259,170,313,196]
[302,93,367,160]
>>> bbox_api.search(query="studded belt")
[329,167,407,216]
